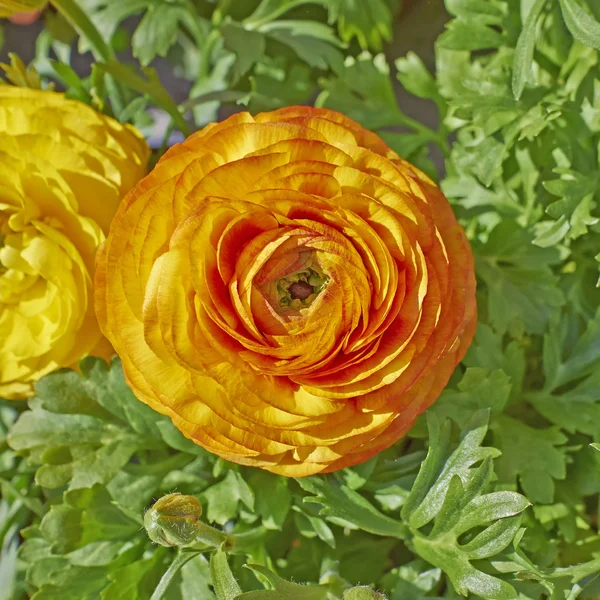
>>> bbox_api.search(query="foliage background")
[1,0,600,599]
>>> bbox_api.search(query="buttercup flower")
[0,0,45,18]
[96,107,476,476]
[0,87,149,398]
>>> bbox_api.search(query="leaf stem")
[198,29,221,79]
[150,550,200,600]
[244,0,321,30]
[97,62,191,136]
[179,90,247,114]
[49,0,113,62]
[49,0,126,114]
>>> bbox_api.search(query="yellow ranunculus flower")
[0,0,45,17]
[0,87,150,399]
[97,107,476,476]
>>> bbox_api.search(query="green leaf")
[297,475,407,538]
[292,506,336,548]
[202,471,255,526]
[221,22,266,81]
[406,411,501,529]
[463,325,526,400]
[319,0,393,50]
[429,368,512,428]
[132,3,190,66]
[474,221,565,334]
[78,0,147,50]
[542,171,600,239]
[100,548,167,600]
[316,53,405,129]
[96,61,190,136]
[189,53,236,127]
[237,564,330,600]
[395,52,445,109]
[559,0,600,50]
[260,20,344,71]
[512,0,550,100]
[438,19,505,51]
[181,554,216,600]
[210,550,241,600]
[543,307,600,390]
[247,60,313,111]
[248,471,291,530]
[492,416,567,504]
[39,486,140,554]
[405,414,529,600]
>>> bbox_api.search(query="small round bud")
[343,587,388,600]
[144,493,203,547]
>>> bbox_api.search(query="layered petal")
[0,87,149,398]
[96,107,476,476]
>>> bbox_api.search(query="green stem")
[49,0,113,61]
[227,526,267,553]
[551,557,600,582]
[198,29,221,79]
[186,525,266,553]
[189,522,232,549]
[150,550,200,600]
[244,0,321,30]
[49,0,126,114]
[212,0,232,26]
[180,90,247,114]
[395,113,450,157]
[98,61,191,136]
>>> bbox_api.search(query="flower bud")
[343,587,388,600]
[144,493,203,547]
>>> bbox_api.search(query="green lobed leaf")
[297,475,407,538]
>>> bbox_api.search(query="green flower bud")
[343,586,388,600]
[144,493,204,547]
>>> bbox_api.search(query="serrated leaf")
[248,470,291,530]
[492,416,567,504]
[475,221,565,334]
[222,22,265,81]
[297,475,407,538]
[406,415,528,600]
[319,0,393,50]
[260,20,344,71]
[202,471,255,526]
[132,4,189,66]
[408,411,501,529]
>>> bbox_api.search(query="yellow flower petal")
[0,87,149,399]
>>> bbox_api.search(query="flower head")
[96,107,476,476]
[0,87,149,398]
[144,493,204,547]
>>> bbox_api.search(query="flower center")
[277,267,329,310]
[289,280,313,301]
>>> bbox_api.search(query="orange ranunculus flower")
[0,87,149,398]
[96,107,476,476]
